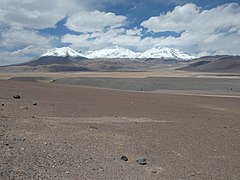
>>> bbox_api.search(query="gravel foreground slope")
[0,80,240,179]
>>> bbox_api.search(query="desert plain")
[0,70,240,179]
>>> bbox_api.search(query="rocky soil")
[0,80,240,179]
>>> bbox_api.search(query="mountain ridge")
[42,47,86,58]
[41,46,197,60]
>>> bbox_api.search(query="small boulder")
[151,170,157,174]
[120,155,128,161]
[13,95,21,99]
[32,102,37,106]
[136,157,147,165]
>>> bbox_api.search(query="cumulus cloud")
[141,3,240,33]
[0,50,34,66]
[0,26,55,65]
[65,10,127,32]
[141,3,240,55]
[126,28,142,36]
[62,28,142,50]
[0,28,55,65]
[0,27,54,49]
[0,0,87,29]
[141,3,200,33]
[11,45,46,56]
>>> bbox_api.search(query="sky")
[0,0,240,65]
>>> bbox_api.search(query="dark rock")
[136,157,147,165]
[1,103,4,106]
[32,102,37,106]
[151,170,157,174]
[13,95,21,99]
[120,155,128,161]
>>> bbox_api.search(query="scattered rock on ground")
[136,157,147,165]
[33,102,37,106]
[151,170,157,174]
[120,155,128,161]
[13,95,21,99]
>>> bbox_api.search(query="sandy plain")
[0,70,240,179]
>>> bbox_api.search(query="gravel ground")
[0,79,240,179]
[52,77,240,93]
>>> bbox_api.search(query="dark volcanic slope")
[179,56,240,73]
[0,56,92,72]
[20,56,87,66]
[0,80,240,179]
[0,55,193,73]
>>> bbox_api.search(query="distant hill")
[0,47,196,72]
[179,56,240,73]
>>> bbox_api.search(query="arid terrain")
[0,71,240,179]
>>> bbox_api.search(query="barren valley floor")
[0,72,240,179]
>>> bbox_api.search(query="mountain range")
[41,46,196,60]
[1,46,239,73]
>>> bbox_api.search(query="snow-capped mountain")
[86,47,139,59]
[138,47,196,60]
[41,46,196,60]
[86,46,196,60]
[42,47,86,58]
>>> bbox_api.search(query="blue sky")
[0,0,240,65]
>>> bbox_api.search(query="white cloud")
[141,3,240,33]
[126,27,142,36]
[61,27,142,51]
[0,0,87,29]
[0,27,55,65]
[11,45,46,56]
[141,3,200,32]
[0,50,33,66]
[0,27,54,49]
[65,10,127,33]
[140,3,240,55]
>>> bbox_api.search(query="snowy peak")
[86,47,139,59]
[41,47,86,58]
[139,47,196,60]
[86,46,196,60]
[41,46,196,60]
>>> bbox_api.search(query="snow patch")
[86,47,139,59]
[42,46,197,60]
[138,47,196,60]
[42,47,86,58]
